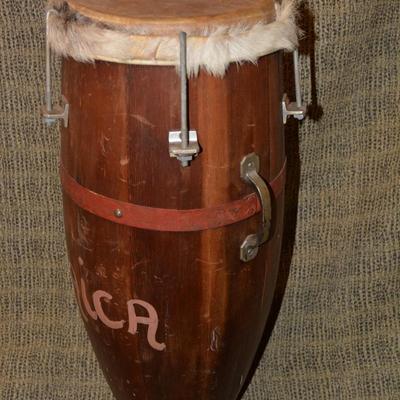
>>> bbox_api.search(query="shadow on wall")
[239,2,323,398]
[298,1,323,121]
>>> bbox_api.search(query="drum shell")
[61,53,285,400]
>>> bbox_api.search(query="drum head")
[49,0,297,75]
[66,0,276,31]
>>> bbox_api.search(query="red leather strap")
[60,160,286,232]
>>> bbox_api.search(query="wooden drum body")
[61,54,285,400]
[45,0,299,399]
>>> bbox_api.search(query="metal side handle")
[240,153,272,262]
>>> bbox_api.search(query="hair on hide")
[47,0,299,76]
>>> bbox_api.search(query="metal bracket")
[42,95,69,128]
[169,32,199,167]
[169,130,200,164]
[282,94,306,125]
[41,10,69,128]
[282,49,307,125]
[240,153,272,262]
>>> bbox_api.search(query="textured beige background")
[0,1,399,399]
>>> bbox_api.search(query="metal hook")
[282,49,307,124]
[41,9,69,128]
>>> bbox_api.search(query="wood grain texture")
[61,53,285,400]
[66,0,276,32]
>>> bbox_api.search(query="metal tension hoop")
[282,49,307,124]
[41,10,69,128]
[169,32,200,167]
[240,153,272,263]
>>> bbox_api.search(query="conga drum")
[42,1,302,399]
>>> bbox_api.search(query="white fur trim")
[47,1,298,76]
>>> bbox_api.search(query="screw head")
[114,209,123,218]
[240,153,260,179]
[245,246,258,261]
[240,234,259,262]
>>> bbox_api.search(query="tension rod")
[41,9,69,128]
[168,32,200,167]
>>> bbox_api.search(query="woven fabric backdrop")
[1,1,399,399]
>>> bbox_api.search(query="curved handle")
[240,153,272,262]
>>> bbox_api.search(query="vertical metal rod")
[293,49,302,108]
[180,32,189,150]
[45,10,52,112]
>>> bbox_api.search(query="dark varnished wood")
[61,54,285,400]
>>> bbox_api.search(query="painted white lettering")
[93,290,125,330]
[127,300,166,352]
[71,268,166,351]
[81,278,98,320]
[70,265,88,323]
